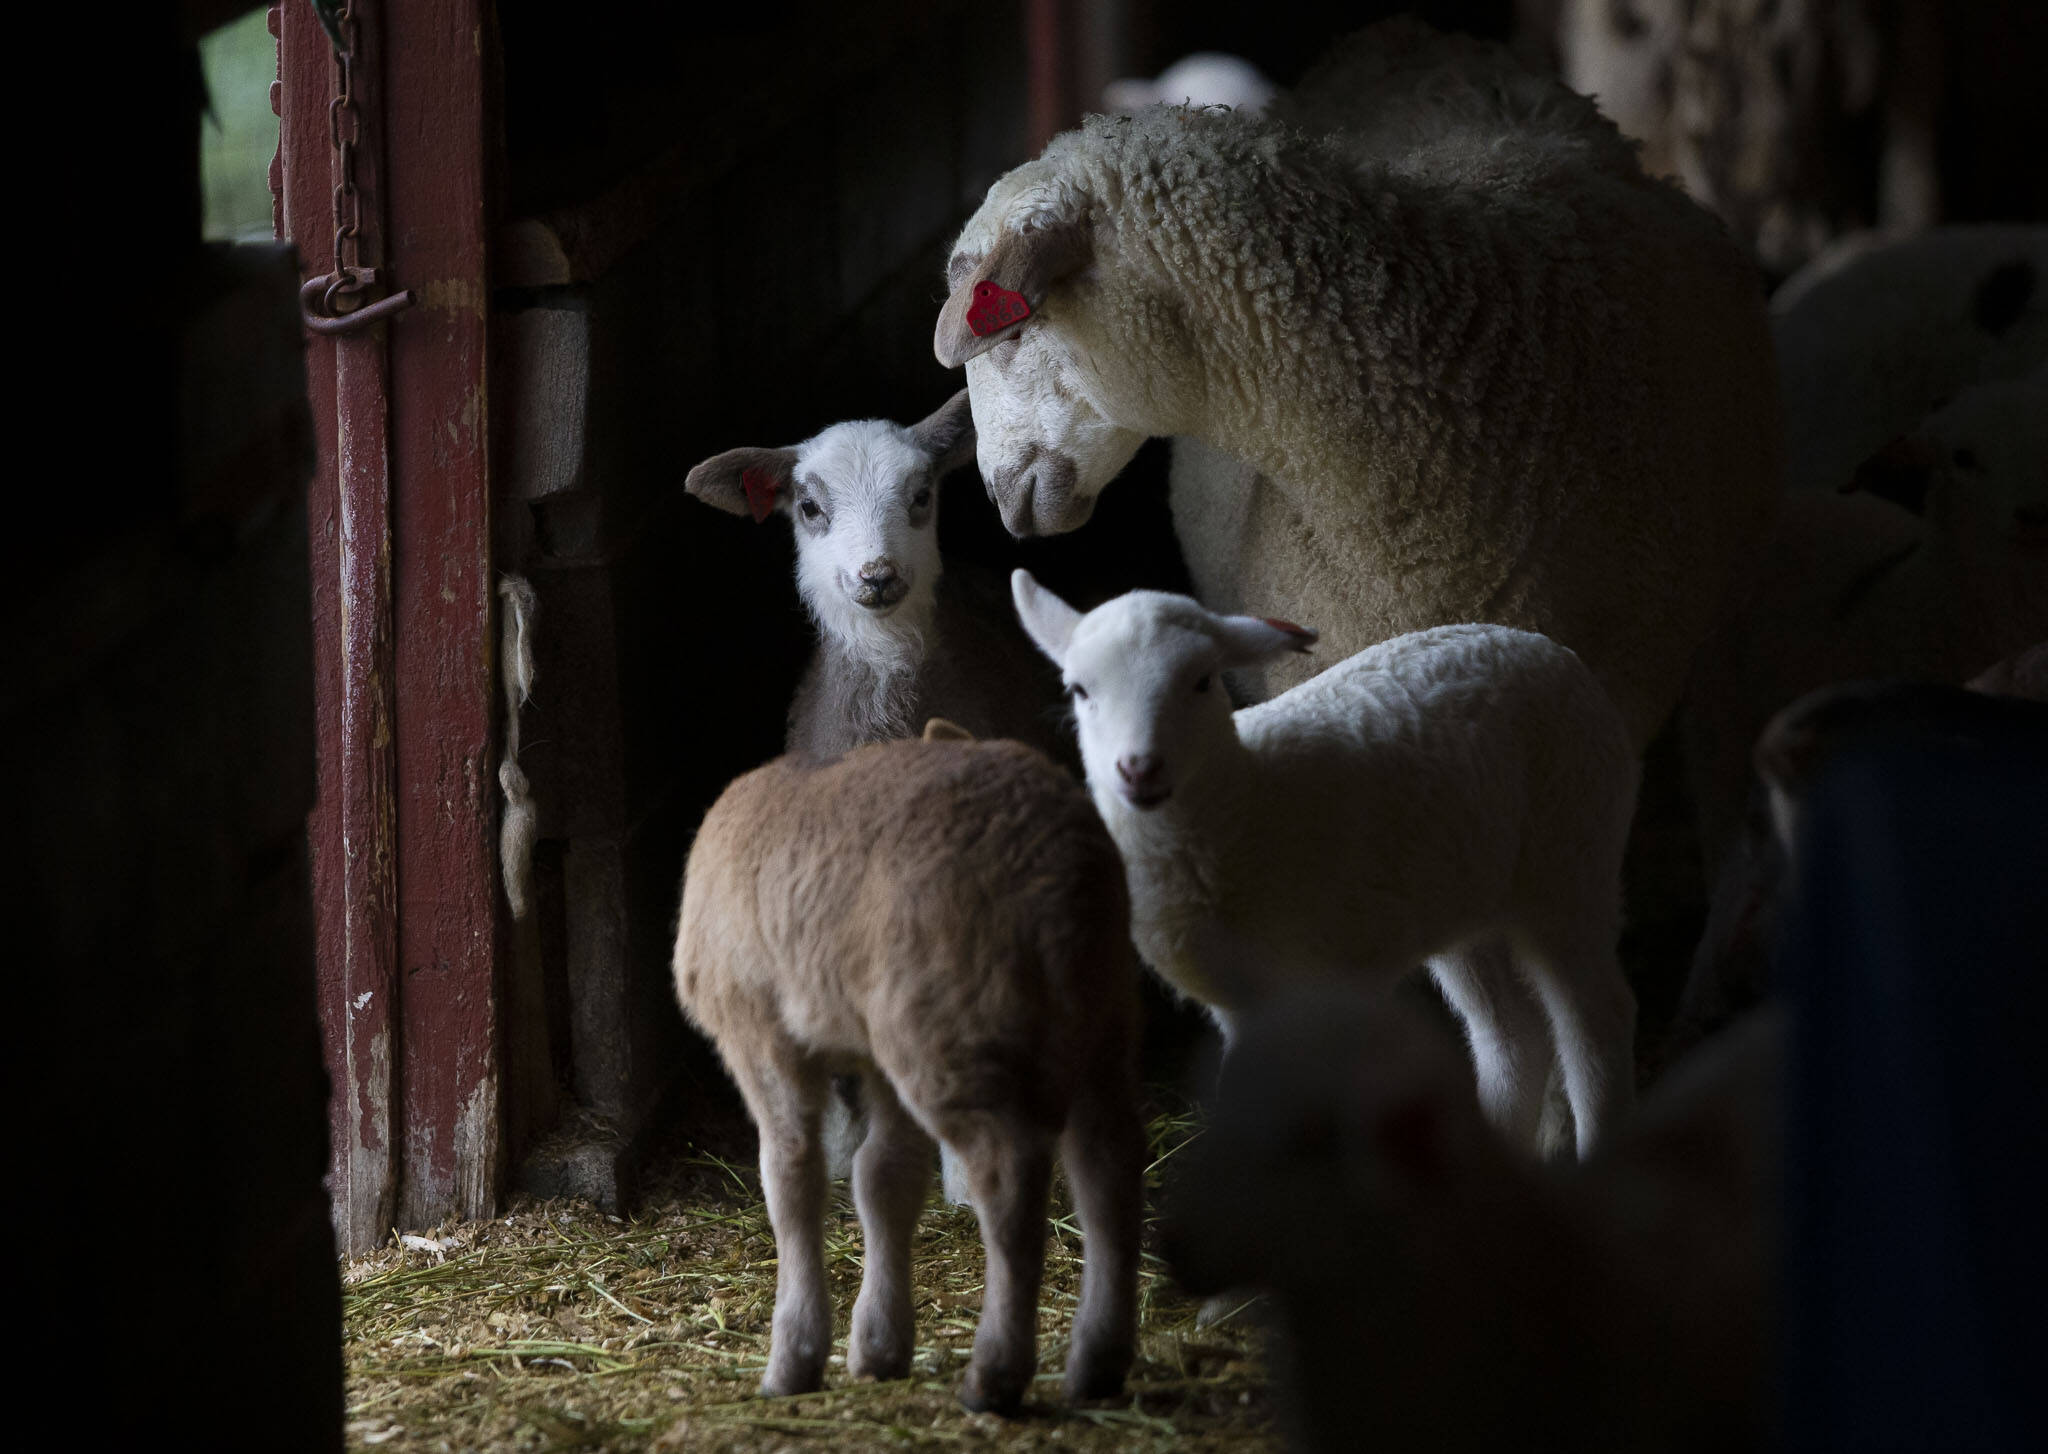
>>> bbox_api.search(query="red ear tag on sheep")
[741,467,779,523]
[966,280,1032,337]
[1263,618,1318,652]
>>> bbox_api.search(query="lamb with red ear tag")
[686,395,1075,1206]
[1013,570,1642,1158]
[684,390,1069,767]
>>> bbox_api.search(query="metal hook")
[300,271,417,336]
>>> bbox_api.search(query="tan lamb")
[670,726,1143,1414]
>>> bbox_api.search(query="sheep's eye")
[799,499,823,521]
[911,487,932,509]
[1068,682,1089,701]
[1194,673,1213,694]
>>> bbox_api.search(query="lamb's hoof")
[757,1367,825,1399]
[1063,1360,1130,1406]
[847,1341,913,1383]
[957,1365,1028,1417]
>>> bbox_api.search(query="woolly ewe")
[1012,573,1640,1156]
[671,730,1142,1414]
[942,19,1780,746]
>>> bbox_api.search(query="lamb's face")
[1011,573,1316,815]
[1060,606,1239,812]
[967,331,1146,538]
[789,422,944,652]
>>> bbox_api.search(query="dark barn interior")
[38,1,2048,1449]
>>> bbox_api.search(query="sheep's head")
[937,169,1146,538]
[1011,571,1314,812]
[1163,984,1492,1298]
[1848,368,2048,549]
[684,392,976,655]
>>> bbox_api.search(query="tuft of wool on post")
[497,574,539,920]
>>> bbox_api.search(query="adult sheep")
[935,18,1781,746]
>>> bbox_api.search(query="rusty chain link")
[300,1,416,335]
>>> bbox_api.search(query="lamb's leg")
[1514,919,1638,1158]
[1059,1075,1143,1403]
[731,1053,833,1397]
[847,1073,934,1382]
[1429,939,1558,1153]
[944,1117,1055,1415]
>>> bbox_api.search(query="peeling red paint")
[386,0,501,1232]
[282,0,501,1249]
[280,0,398,1256]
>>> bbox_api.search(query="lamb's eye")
[1194,674,1213,694]
[911,487,932,509]
[1068,682,1089,701]
[799,499,823,521]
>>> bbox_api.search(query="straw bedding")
[341,1101,1277,1453]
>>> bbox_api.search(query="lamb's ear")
[909,389,977,475]
[934,215,1094,368]
[1214,614,1318,665]
[685,446,798,523]
[1011,569,1083,667]
[1843,434,1936,514]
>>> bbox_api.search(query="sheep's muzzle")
[988,446,1092,538]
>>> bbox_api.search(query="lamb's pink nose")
[1117,754,1163,788]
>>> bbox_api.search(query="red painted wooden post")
[380,0,501,1229]
[279,0,501,1250]
[279,0,400,1256]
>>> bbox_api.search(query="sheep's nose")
[1117,754,1163,787]
[853,559,909,609]
[1116,753,1170,807]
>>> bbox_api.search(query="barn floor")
[340,1097,1277,1453]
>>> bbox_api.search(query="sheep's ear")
[1843,434,1936,514]
[934,216,1094,368]
[685,446,798,523]
[922,717,974,742]
[909,389,977,475]
[1012,569,1083,666]
[1214,614,1318,665]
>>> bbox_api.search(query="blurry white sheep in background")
[1101,53,1276,116]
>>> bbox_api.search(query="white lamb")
[1012,573,1641,1156]
[684,390,1067,761]
[939,18,1781,747]
[687,392,1071,1205]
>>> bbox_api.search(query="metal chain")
[328,3,361,287]
[300,0,415,335]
